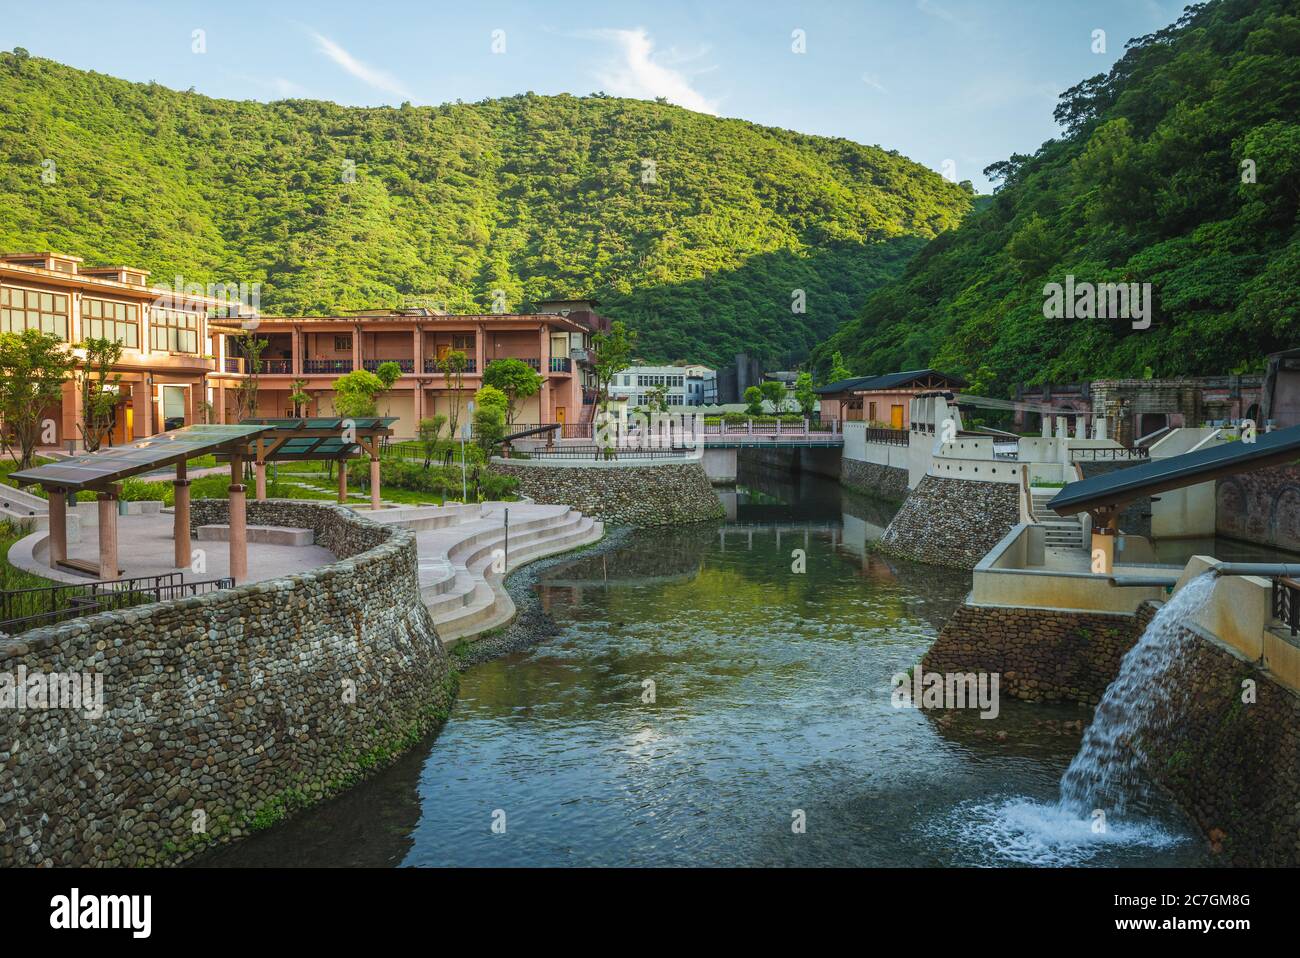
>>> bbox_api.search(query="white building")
[610,364,717,408]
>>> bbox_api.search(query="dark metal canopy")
[1049,423,1300,518]
[9,424,273,493]
[215,417,398,462]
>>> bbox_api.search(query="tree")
[288,378,311,417]
[592,320,637,406]
[0,329,78,469]
[472,385,508,456]
[438,349,469,439]
[418,414,447,468]
[760,380,787,413]
[743,385,764,416]
[794,372,817,418]
[482,357,542,425]
[827,351,853,384]
[76,337,124,452]
[232,332,268,422]
[332,368,392,419]
[647,383,669,413]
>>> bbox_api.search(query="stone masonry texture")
[880,475,1020,568]
[492,460,724,527]
[1216,463,1300,553]
[0,499,454,867]
[923,603,1140,705]
[841,458,909,501]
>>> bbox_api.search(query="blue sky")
[6,0,1188,191]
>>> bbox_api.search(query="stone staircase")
[371,502,603,645]
[1031,487,1085,551]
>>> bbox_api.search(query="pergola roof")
[215,417,398,462]
[9,424,274,493]
[1049,423,1300,518]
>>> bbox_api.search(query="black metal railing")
[363,358,415,374]
[262,358,292,374]
[515,445,696,460]
[549,357,571,373]
[1273,577,1299,636]
[1,573,235,635]
[303,359,353,374]
[863,427,909,446]
[1072,446,1151,461]
[423,358,477,374]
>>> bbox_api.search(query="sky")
[5,0,1189,192]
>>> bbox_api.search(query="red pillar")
[47,487,68,569]
[97,487,119,580]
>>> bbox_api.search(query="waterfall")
[1057,571,1217,817]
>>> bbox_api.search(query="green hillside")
[0,51,972,368]
[815,0,1300,393]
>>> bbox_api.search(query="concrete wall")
[0,501,454,867]
[491,458,724,527]
[1216,463,1300,554]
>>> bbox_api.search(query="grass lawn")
[0,518,58,593]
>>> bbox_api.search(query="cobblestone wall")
[1136,602,1300,867]
[1216,463,1300,553]
[923,603,1140,704]
[879,475,1020,568]
[0,500,454,867]
[841,458,909,501]
[492,460,724,527]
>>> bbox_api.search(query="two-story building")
[0,251,229,448]
[608,364,718,408]
[207,299,606,438]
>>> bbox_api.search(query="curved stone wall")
[0,500,454,867]
[879,475,1020,568]
[491,458,724,526]
[841,458,909,501]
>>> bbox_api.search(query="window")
[81,298,139,348]
[150,306,200,353]
[333,334,352,352]
[1,286,69,339]
[451,333,474,351]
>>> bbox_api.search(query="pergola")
[219,417,397,509]
[10,424,274,583]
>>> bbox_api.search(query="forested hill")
[815,0,1300,394]
[0,52,973,367]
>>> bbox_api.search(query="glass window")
[0,285,69,339]
[81,298,139,348]
[150,306,201,353]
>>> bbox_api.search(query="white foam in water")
[933,573,1216,864]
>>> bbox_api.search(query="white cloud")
[309,30,413,102]
[586,27,719,115]
[861,73,889,93]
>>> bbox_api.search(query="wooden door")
[890,404,904,429]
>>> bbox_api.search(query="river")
[202,461,1207,867]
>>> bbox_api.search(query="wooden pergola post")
[96,484,120,580]
[368,438,381,511]
[174,460,192,571]
[47,486,68,570]
[338,459,349,504]
[1089,507,1118,575]
[228,455,248,583]
[254,437,267,500]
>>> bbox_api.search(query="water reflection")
[200,460,1204,868]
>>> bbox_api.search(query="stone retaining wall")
[923,603,1140,705]
[1136,602,1300,867]
[1216,463,1300,553]
[0,500,454,867]
[879,475,1019,568]
[841,458,909,502]
[491,460,724,527]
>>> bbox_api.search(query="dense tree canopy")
[814,0,1300,394]
[0,53,972,368]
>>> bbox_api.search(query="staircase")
[373,502,603,645]
[1031,487,1085,551]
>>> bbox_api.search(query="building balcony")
[521,358,541,371]
[549,357,572,373]
[303,359,353,374]
[423,358,478,374]
[263,359,292,375]
[363,358,415,374]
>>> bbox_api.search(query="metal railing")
[1,573,235,635]
[363,358,415,374]
[223,357,243,373]
[1071,446,1151,461]
[863,427,909,446]
[262,358,292,374]
[303,359,353,374]
[1273,577,1300,636]
[520,358,541,371]
[514,445,696,460]
[549,357,571,373]
[423,358,477,374]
